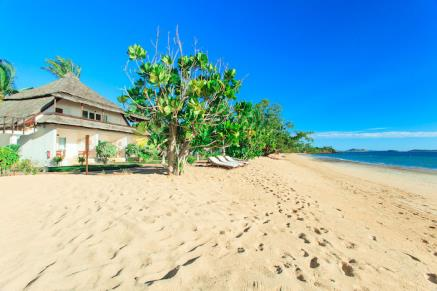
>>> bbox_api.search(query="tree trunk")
[167,121,178,175]
[177,141,191,175]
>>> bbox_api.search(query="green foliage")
[0,59,18,99]
[5,144,20,153]
[12,159,40,175]
[186,155,196,165]
[121,32,333,174]
[0,146,19,175]
[125,143,140,158]
[95,141,117,164]
[43,56,81,78]
[121,36,241,175]
[52,156,63,166]
[78,156,85,166]
[128,44,147,60]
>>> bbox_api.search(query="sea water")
[311,151,437,171]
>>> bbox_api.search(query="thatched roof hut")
[0,73,135,133]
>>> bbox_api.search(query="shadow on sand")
[53,165,167,176]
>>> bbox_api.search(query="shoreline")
[308,154,437,175]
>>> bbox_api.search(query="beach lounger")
[208,157,239,169]
[225,155,249,165]
[217,155,243,167]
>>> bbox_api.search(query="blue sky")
[1,0,437,150]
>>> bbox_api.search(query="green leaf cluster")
[42,56,81,79]
[0,59,18,99]
[0,146,19,175]
[96,141,118,164]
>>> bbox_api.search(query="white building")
[0,74,137,166]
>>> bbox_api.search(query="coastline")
[308,154,437,175]
[0,154,436,290]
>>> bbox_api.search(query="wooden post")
[22,118,25,134]
[2,117,5,134]
[85,135,90,175]
[11,117,14,135]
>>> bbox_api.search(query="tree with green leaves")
[43,56,81,78]
[0,59,18,100]
[119,32,241,175]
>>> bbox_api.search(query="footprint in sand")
[300,249,309,257]
[274,265,283,274]
[427,273,437,284]
[341,262,354,277]
[310,257,320,268]
[298,233,310,244]
[295,267,306,282]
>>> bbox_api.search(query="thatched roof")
[0,74,138,134]
[0,97,54,119]
[5,73,123,113]
[37,114,136,134]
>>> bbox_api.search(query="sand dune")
[0,154,436,290]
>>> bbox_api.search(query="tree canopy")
[43,56,81,78]
[120,33,242,175]
[120,32,334,175]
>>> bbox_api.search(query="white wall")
[17,125,57,167]
[56,125,134,165]
[0,134,13,146]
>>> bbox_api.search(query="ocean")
[311,151,437,171]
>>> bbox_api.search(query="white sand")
[0,154,436,290]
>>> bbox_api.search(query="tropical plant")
[120,32,241,175]
[12,159,40,175]
[43,56,81,78]
[78,156,85,166]
[95,141,117,164]
[0,59,18,100]
[125,143,140,158]
[52,156,63,166]
[0,146,19,175]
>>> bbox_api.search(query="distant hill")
[344,149,368,152]
[408,149,437,153]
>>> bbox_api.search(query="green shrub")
[96,141,117,164]
[52,156,63,166]
[125,143,140,158]
[0,146,20,175]
[12,159,40,175]
[78,156,85,165]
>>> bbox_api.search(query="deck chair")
[208,157,239,169]
[225,156,249,165]
[217,155,243,167]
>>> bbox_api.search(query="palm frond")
[0,59,17,97]
[42,56,81,78]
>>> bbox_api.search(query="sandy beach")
[0,154,436,290]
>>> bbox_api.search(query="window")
[82,110,105,122]
[55,108,64,114]
[57,137,66,151]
